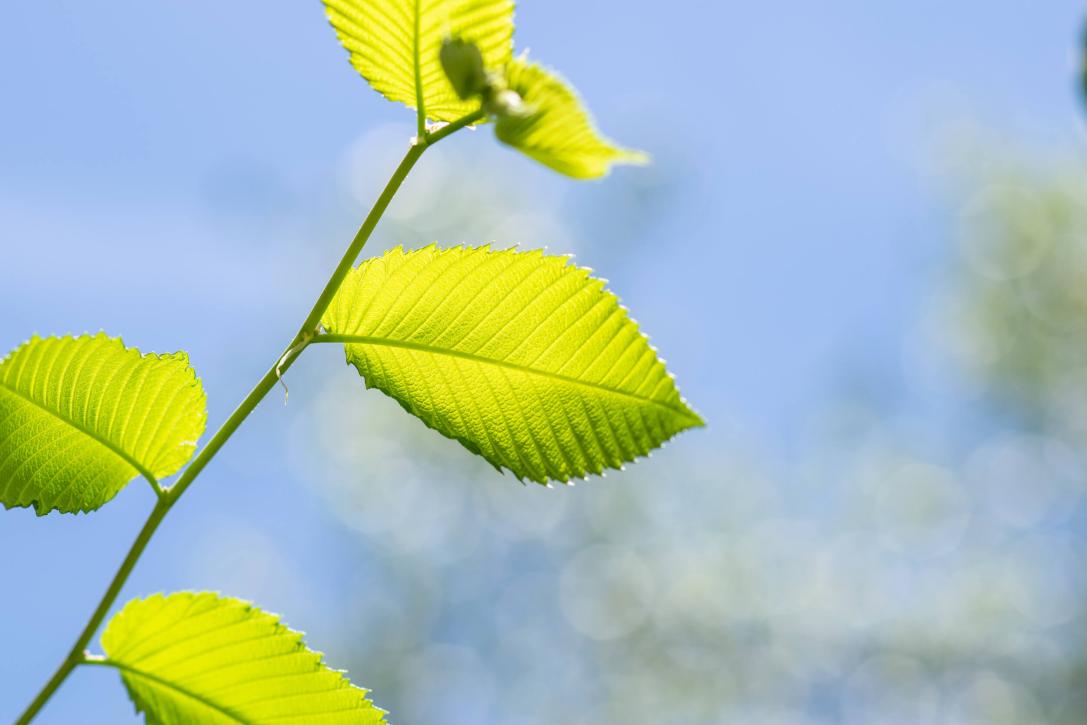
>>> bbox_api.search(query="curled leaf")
[495,57,649,179]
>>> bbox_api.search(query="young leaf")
[324,0,514,123]
[100,592,385,724]
[440,36,488,100]
[0,334,206,515]
[495,57,648,179]
[321,245,703,484]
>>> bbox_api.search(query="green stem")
[14,113,477,724]
[289,141,426,350]
[425,109,486,146]
[143,474,165,501]
[14,498,169,725]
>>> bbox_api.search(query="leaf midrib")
[0,381,159,485]
[99,659,252,724]
[412,0,425,122]
[315,334,700,422]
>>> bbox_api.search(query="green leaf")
[323,0,514,123]
[321,245,703,484]
[0,334,206,515]
[100,592,385,724]
[495,57,648,179]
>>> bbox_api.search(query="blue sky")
[2,1,1084,722]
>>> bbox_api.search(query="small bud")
[440,37,487,100]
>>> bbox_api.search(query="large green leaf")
[100,592,384,724]
[321,245,703,483]
[0,334,206,515]
[324,0,514,122]
[495,57,648,179]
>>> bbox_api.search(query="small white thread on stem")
[275,331,314,405]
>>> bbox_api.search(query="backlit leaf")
[321,245,703,483]
[324,0,514,122]
[100,592,384,724]
[495,57,648,179]
[0,334,206,515]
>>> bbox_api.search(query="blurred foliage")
[294,391,1086,724]
[283,131,1087,724]
[949,163,1087,444]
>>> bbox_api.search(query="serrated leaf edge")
[0,332,207,514]
[101,591,385,724]
[323,244,703,485]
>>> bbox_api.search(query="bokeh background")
[3,1,1087,723]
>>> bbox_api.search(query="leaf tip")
[619,148,651,167]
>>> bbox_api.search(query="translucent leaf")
[322,245,703,483]
[324,0,514,122]
[100,592,385,724]
[495,57,648,179]
[0,334,206,515]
